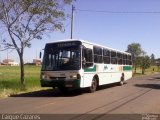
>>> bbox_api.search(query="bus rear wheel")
[89,78,97,93]
[120,73,125,86]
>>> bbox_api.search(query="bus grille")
[50,77,66,80]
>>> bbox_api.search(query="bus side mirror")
[39,52,42,58]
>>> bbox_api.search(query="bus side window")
[93,46,103,63]
[123,54,127,65]
[83,48,93,68]
[127,55,132,65]
[117,52,123,65]
[111,51,117,64]
[103,49,110,64]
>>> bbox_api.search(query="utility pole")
[70,5,75,39]
[0,45,1,66]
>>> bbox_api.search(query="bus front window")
[42,45,81,71]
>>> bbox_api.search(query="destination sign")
[55,41,81,48]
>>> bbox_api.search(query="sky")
[0,0,160,63]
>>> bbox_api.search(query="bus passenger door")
[82,47,94,87]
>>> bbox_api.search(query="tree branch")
[7,28,20,54]
[24,14,34,33]
[1,0,11,27]
[9,2,30,28]
[10,30,22,42]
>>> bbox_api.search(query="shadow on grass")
[134,84,160,89]
[10,88,83,97]
[10,83,120,98]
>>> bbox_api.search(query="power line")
[76,9,160,14]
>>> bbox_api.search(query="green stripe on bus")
[123,66,132,71]
[84,65,96,72]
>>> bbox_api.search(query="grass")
[133,66,160,77]
[0,65,159,98]
[0,65,45,98]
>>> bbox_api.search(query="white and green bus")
[40,39,132,92]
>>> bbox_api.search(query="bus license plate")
[65,84,73,87]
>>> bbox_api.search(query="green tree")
[126,42,145,73]
[0,0,72,86]
[139,55,151,74]
[150,53,155,65]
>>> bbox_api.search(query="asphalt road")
[0,74,160,119]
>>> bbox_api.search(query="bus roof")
[47,39,131,55]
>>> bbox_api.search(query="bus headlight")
[41,73,49,79]
[42,74,46,79]
[70,74,81,80]
[70,75,77,79]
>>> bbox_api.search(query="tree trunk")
[142,67,145,74]
[134,66,137,73]
[18,52,25,87]
[7,29,25,86]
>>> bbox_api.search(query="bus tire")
[89,77,98,93]
[120,73,125,86]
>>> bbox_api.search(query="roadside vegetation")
[0,65,45,98]
[0,65,159,98]
[133,66,160,77]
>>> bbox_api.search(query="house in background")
[33,59,41,66]
[2,59,19,66]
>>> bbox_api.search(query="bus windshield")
[42,42,81,71]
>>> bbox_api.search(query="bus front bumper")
[40,79,81,88]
